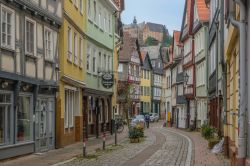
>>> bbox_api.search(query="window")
[108,14,112,33]
[98,12,101,27]
[65,89,77,129]
[92,50,96,73]
[99,52,102,71]
[25,18,36,55]
[0,93,12,145]
[79,38,83,67]
[79,0,83,14]
[88,98,93,123]
[107,56,110,72]
[94,1,97,22]
[104,15,106,31]
[68,27,72,61]
[75,0,79,8]
[103,54,106,71]
[88,0,91,18]
[17,95,32,142]
[74,33,78,64]
[1,5,14,49]
[87,46,90,71]
[140,86,143,95]
[209,42,216,75]
[45,28,53,60]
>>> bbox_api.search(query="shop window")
[17,95,32,142]
[0,93,11,145]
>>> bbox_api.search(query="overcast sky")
[121,0,185,35]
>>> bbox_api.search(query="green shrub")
[201,124,216,139]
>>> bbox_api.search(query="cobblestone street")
[61,123,192,166]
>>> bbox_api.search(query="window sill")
[45,58,55,64]
[25,53,37,60]
[94,23,99,28]
[67,58,73,64]
[109,33,113,37]
[100,28,104,32]
[88,18,93,24]
[1,45,15,53]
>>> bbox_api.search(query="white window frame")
[79,0,83,14]
[25,17,36,56]
[64,89,78,129]
[88,0,91,19]
[92,49,97,74]
[73,33,78,65]
[68,27,72,61]
[79,37,83,68]
[44,27,54,61]
[1,5,15,50]
[87,45,91,72]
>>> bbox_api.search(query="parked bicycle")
[115,118,124,133]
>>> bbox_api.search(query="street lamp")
[184,72,189,85]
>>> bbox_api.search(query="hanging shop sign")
[102,73,114,89]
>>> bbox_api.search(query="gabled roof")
[196,0,209,22]
[173,31,183,47]
[119,32,143,65]
[146,22,164,33]
[141,52,153,70]
[180,0,193,41]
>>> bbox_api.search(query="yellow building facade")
[224,6,239,165]
[140,69,151,113]
[56,0,87,147]
[140,53,152,114]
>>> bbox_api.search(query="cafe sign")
[102,73,114,89]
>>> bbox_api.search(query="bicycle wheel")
[117,124,124,133]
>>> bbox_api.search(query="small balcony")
[176,72,184,83]
[184,85,194,96]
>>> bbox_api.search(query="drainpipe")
[230,0,247,163]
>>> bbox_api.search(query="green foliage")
[162,26,172,47]
[129,125,144,139]
[145,36,159,46]
[201,124,217,139]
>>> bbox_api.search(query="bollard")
[115,122,117,145]
[83,138,86,157]
[103,132,106,150]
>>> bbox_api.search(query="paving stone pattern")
[141,128,188,166]
[62,126,190,166]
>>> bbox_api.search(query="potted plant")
[129,124,144,143]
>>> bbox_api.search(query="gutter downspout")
[230,0,247,163]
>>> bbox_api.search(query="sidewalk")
[1,129,128,166]
[167,127,230,166]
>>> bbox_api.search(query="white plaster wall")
[2,55,14,73]
[25,61,36,78]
